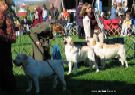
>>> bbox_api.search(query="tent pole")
[61,0,64,8]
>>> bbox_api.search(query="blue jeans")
[133,25,135,34]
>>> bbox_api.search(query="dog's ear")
[70,42,74,46]
[91,39,97,46]
[67,36,72,41]
[63,36,68,45]
[66,36,74,45]
[87,38,97,46]
[93,40,97,46]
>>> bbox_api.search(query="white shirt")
[42,9,48,19]
[116,0,122,3]
[83,16,91,39]
[34,11,39,19]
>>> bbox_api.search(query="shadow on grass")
[0,74,135,95]
[64,60,130,78]
[66,78,135,95]
[103,58,135,69]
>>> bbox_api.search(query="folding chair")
[64,22,77,36]
[111,19,121,35]
[103,20,112,35]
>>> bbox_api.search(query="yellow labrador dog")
[64,36,99,74]
[87,38,128,68]
[93,27,104,43]
[14,54,66,94]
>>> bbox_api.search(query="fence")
[104,36,135,59]
[12,35,32,59]
[12,35,135,60]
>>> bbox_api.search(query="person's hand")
[49,16,52,20]
[92,20,96,24]
[36,41,41,46]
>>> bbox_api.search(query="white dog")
[87,38,128,68]
[64,37,99,74]
[93,27,104,43]
[14,54,66,94]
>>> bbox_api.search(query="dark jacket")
[30,22,51,61]
[0,14,16,90]
[49,8,59,20]
[88,12,97,30]
[76,6,83,27]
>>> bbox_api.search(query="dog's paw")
[125,65,128,69]
[92,65,96,69]
[96,69,99,73]
[67,72,71,75]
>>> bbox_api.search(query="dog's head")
[63,36,73,45]
[52,23,65,35]
[14,54,28,66]
[87,38,97,46]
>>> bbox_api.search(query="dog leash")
[46,60,57,75]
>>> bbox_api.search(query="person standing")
[81,4,97,40]
[131,0,135,17]
[0,0,16,92]
[30,22,52,61]
[121,13,132,35]
[95,0,102,15]
[36,6,43,23]
[14,19,21,36]
[32,7,43,27]
[23,17,30,34]
[76,1,84,38]
[87,4,97,38]
[48,3,59,21]
[110,3,117,20]
[42,4,49,22]
[59,7,70,21]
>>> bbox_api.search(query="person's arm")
[30,31,41,46]
[122,20,126,26]
[90,12,97,25]
[48,9,52,20]
[127,20,132,27]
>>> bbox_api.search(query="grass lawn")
[0,35,135,95]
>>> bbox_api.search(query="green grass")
[1,35,135,95]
